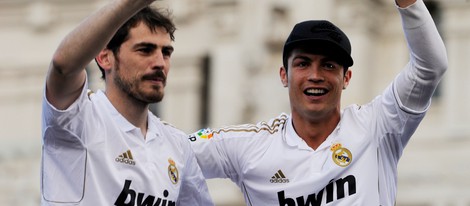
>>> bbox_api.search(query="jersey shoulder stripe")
[212,113,288,135]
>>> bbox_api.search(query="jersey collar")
[284,114,340,151]
[94,90,161,143]
[96,90,161,142]
[145,112,160,142]
[95,90,135,133]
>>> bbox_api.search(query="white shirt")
[189,1,447,205]
[41,82,213,206]
[191,90,423,205]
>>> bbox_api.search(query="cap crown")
[282,20,353,68]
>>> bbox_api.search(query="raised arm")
[46,0,156,110]
[394,0,448,113]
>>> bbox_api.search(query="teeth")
[305,88,326,95]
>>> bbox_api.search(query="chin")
[137,91,164,104]
[147,94,164,103]
[143,88,164,102]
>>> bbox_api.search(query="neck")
[291,111,340,150]
[106,89,149,137]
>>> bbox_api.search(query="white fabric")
[394,0,447,113]
[41,79,213,206]
[191,93,423,205]
[189,1,446,205]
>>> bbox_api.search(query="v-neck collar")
[284,114,341,152]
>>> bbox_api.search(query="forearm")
[394,0,448,113]
[47,0,155,109]
[51,0,150,76]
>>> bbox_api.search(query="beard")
[113,63,165,104]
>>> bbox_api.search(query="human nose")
[308,65,324,82]
[152,50,166,69]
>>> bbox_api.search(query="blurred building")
[0,0,469,205]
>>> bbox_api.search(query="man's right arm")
[46,0,156,110]
[189,129,231,179]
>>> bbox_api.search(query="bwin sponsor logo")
[277,175,356,206]
[114,180,175,206]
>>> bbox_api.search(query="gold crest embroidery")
[330,143,352,167]
[168,158,179,184]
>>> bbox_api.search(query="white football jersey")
[41,81,213,206]
[190,1,445,205]
[190,83,425,205]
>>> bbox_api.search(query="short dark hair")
[96,6,176,79]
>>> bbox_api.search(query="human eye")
[293,59,309,69]
[162,47,174,58]
[137,47,153,55]
[322,62,338,70]
[135,43,157,55]
[297,62,307,68]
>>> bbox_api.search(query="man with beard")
[189,0,447,205]
[41,0,213,205]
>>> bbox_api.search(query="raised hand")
[395,0,417,8]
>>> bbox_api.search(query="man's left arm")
[393,0,448,113]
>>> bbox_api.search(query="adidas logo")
[270,170,289,183]
[115,150,136,165]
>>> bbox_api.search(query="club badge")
[168,158,179,184]
[330,143,352,167]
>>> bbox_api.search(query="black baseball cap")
[282,20,353,68]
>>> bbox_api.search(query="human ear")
[343,69,352,90]
[280,66,288,87]
[95,49,113,71]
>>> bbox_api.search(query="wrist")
[396,0,417,8]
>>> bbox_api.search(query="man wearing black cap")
[189,0,447,205]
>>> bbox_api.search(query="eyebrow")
[134,42,157,49]
[292,55,312,62]
[133,42,174,53]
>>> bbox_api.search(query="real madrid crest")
[168,158,179,184]
[330,143,352,167]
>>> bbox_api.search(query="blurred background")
[1,0,469,205]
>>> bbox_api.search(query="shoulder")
[343,95,384,115]
[219,113,287,136]
[150,115,188,142]
[340,103,377,128]
[150,115,194,151]
[342,104,368,116]
[161,120,186,135]
[190,113,288,142]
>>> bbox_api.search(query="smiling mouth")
[304,88,328,96]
